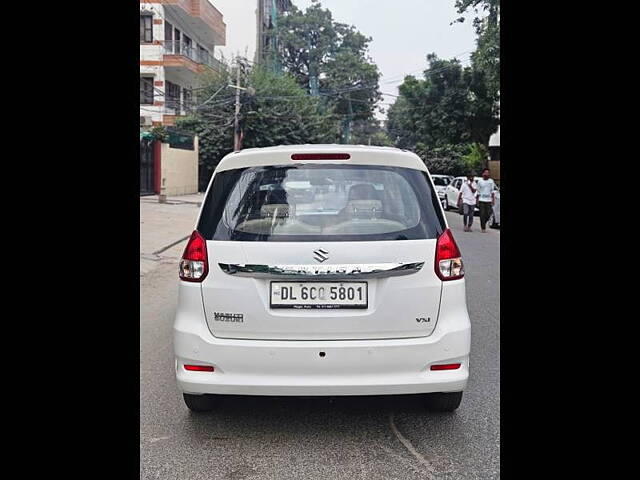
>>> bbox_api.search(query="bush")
[414,143,470,176]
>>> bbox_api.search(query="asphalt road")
[140,210,500,479]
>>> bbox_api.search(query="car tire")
[183,393,219,412]
[443,196,450,210]
[423,391,463,412]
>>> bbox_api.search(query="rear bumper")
[174,326,470,396]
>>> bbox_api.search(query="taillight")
[435,228,464,281]
[179,230,209,282]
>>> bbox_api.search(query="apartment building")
[255,0,292,67]
[140,1,226,126]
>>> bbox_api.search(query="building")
[488,125,500,184]
[255,0,292,68]
[140,1,227,127]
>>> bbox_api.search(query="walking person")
[476,168,496,233]
[457,173,477,232]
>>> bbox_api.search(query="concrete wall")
[488,160,500,185]
[160,137,199,196]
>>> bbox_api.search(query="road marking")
[389,412,436,478]
[153,235,191,255]
[378,444,424,475]
[148,435,172,444]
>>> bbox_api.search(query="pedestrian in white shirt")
[457,174,477,232]
[476,168,496,232]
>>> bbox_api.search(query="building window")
[197,45,209,64]
[140,77,154,105]
[164,21,174,53]
[183,87,192,112]
[140,14,153,43]
[166,81,181,112]
[174,29,181,54]
[183,34,193,58]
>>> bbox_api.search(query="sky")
[212,0,478,118]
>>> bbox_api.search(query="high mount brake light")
[179,230,209,282]
[291,153,351,160]
[435,228,464,281]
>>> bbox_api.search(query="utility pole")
[309,38,319,97]
[341,96,353,144]
[233,57,242,151]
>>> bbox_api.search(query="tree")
[454,0,500,111]
[387,54,473,150]
[278,1,381,142]
[176,64,335,190]
[241,67,335,149]
[278,1,337,90]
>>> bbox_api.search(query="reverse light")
[430,363,461,371]
[179,230,209,282]
[184,364,214,372]
[435,228,464,281]
[291,153,351,160]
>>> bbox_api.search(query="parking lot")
[140,198,499,479]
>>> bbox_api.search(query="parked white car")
[489,186,500,228]
[443,177,482,213]
[431,174,453,203]
[174,145,471,413]
[443,177,500,227]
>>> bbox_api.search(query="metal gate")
[140,138,155,195]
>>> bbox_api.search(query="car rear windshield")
[432,176,449,186]
[197,164,445,242]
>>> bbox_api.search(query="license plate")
[270,282,368,309]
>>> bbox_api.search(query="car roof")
[215,144,427,173]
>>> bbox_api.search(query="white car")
[489,186,500,228]
[443,176,500,222]
[443,176,480,213]
[174,145,471,413]
[431,174,453,203]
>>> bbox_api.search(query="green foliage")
[241,68,335,149]
[149,125,167,141]
[461,142,488,174]
[350,118,392,146]
[386,0,500,157]
[277,1,381,140]
[414,143,470,177]
[175,65,336,191]
[454,0,500,111]
[387,54,496,150]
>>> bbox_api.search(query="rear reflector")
[430,363,461,371]
[291,153,351,160]
[184,365,214,372]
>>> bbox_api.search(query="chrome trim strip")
[218,262,425,279]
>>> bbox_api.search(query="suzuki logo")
[313,248,329,263]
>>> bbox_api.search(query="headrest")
[343,200,382,219]
[348,184,377,201]
[265,188,288,205]
[261,204,292,218]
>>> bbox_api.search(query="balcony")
[162,0,226,48]
[163,41,225,74]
